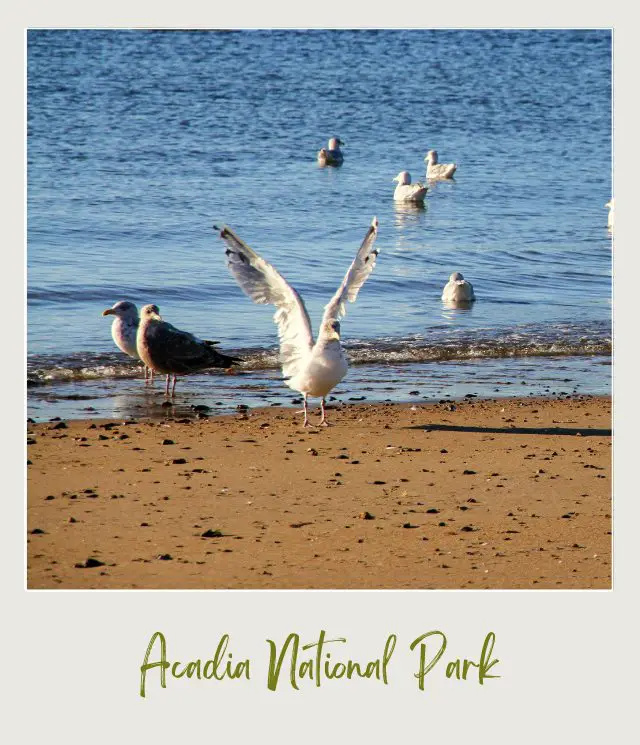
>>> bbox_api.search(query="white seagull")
[136,305,241,397]
[102,300,154,380]
[442,272,476,304]
[317,137,345,166]
[214,218,380,426]
[424,150,457,180]
[392,171,428,203]
[606,199,614,230]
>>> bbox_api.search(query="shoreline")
[27,395,612,590]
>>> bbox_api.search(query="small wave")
[27,326,611,386]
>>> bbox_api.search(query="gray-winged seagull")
[136,305,241,396]
[425,150,457,180]
[317,137,345,167]
[392,171,428,203]
[213,217,379,426]
[442,272,476,304]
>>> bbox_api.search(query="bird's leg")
[171,374,177,397]
[320,397,330,427]
[165,374,170,397]
[303,394,310,427]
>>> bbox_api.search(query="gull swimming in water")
[102,300,154,380]
[442,272,476,304]
[606,199,614,230]
[424,150,457,180]
[317,137,344,166]
[392,171,428,203]
[136,305,241,397]
[213,218,379,426]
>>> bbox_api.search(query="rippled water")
[27,29,612,420]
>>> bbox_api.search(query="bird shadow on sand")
[405,423,612,437]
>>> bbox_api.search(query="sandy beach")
[26,395,611,590]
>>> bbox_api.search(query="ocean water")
[27,29,612,421]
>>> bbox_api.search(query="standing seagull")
[102,300,154,380]
[424,150,457,180]
[392,171,428,203]
[213,218,379,426]
[136,305,241,397]
[442,272,476,304]
[317,137,345,166]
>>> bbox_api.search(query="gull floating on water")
[392,171,428,203]
[424,150,457,180]
[102,300,154,380]
[317,137,344,167]
[136,305,241,397]
[442,272,476,304]
[214,217,379,426]
[606,199,614,230]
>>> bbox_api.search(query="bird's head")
[328,137,344,149]
[425,150,438,163]
[450,272,464,282]
[323,319,341,341]
[393,171,411,185]
[102,300,138,319]
[139,304,162,321]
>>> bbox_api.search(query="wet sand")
[26,396,612,589]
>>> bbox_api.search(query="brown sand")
[26,396,611,589]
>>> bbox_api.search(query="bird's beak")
[102,308,115,316]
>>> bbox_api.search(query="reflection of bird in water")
[214,217,379,427]
[392,171,428,203]
[102,300,154,381]
[606,199,614,230]
[393,199,426,230]
[136,305,241,397]
[317,137,344,166]
[442,272,476,305]
[425,150,457,180]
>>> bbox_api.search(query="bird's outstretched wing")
[322,217,379,325]
[214,225,314,379]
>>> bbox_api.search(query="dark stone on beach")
[157,554,173,561]
[461,525,478,532]
[402,522,417,529]
[359,511,375,520]
[50,421,67,430]
[202,529,224,538]
[192,404,211,413]
[463,469,476,475]
[30,528,46,534]
[171,458,187,465]
[162,439,175,445]
[75,557,105,569]
[440,448,448,453]
[426,508,440,514]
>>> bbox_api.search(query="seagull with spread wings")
[213,218,379,426]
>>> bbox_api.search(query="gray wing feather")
[322,217,379,325]
[215,226,314,379]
